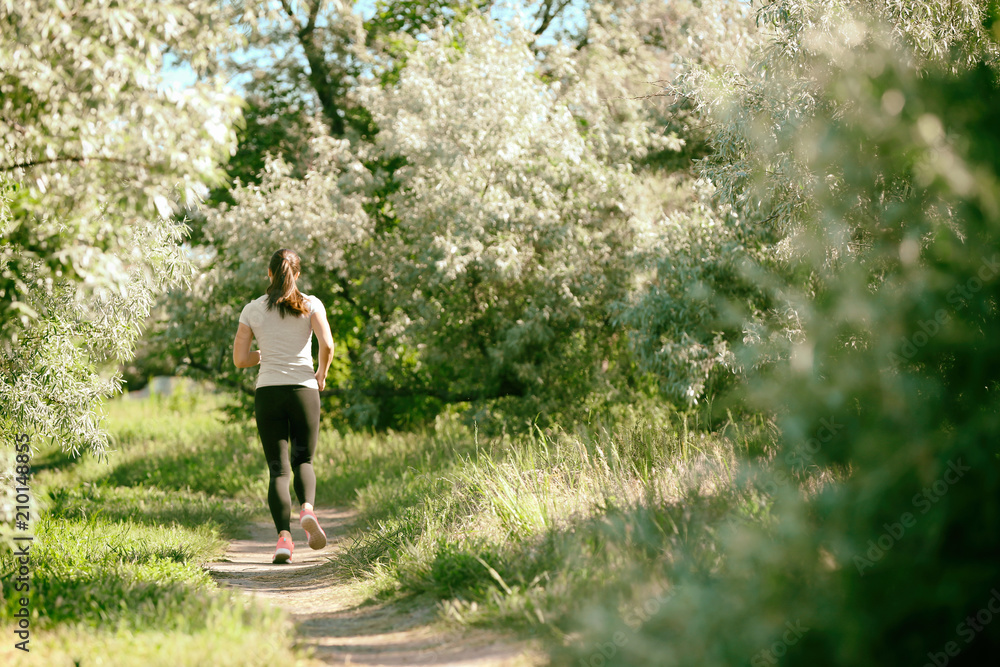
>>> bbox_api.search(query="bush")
[559,5,1000,665]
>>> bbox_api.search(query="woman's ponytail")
[266,249,309,317]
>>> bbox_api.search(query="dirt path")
[204,507,543,667]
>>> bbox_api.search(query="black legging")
[254,385,320,535]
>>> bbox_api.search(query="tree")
[565,1,1000,664]
[586,0,763,404]
[168,13,676,427]
[165,0,774,425]
[1,0,241,542]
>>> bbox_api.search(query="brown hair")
[266,249,309,318]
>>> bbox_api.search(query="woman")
[233,248,334,564]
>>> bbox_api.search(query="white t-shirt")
[238,294,325,389]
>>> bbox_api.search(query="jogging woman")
[233,248,334,564]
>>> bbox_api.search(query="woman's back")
[239,294,323,388]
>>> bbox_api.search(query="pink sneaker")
[273,533,293,564]
[299,508,327,550]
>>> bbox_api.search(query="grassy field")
[0,389,304,667]
[2,385,823,665]
[322,405,789,654]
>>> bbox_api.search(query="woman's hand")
[310,298,334,393]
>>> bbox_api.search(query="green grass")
[0,389,310,667]
[299,403,848,667]
[316,406,799,645]
[2,386,836,666]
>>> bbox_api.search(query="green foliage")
[0,0,241,330]
[170,13,680,428]
[368,0,494,39]
[615,177,744,403]
[204,76,315,210]
[0,0,243,513]
[559,2,1000,665]
[356,16,642,420]
[0,394,299,666]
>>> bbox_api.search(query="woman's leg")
[287,386,326,550]
[254,386,293,535]
[287,386,320,507]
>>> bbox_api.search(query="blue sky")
[161,0,377,91]
[161,0,587,92]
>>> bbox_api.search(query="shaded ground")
[205,507,543,666]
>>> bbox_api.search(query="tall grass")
[322,405,803,652]
[3,385,828,666]
[0,388,310,667]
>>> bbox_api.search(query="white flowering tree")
[0,0,242,539]
[582,0,763,404]
[170,13,671,426]
[356,15,649,421]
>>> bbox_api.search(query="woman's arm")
[310,303,335,391]
[233,323,261,368]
